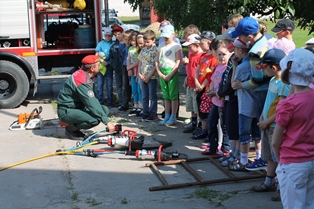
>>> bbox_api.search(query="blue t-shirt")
[95,39,114,61]
[262,77,290,127]
[234,57,256,118]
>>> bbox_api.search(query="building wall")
[108,0,139,17]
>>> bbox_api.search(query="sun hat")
[279,48,314,86]
[217,27,235,41]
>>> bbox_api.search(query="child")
[249,49,289,203]
[138,30,159,121]
[95,27,114,106]
[182,34,205,135]
[216,28,241,166]
[202,39,231,156]
[155,25,182,126]
[271,19,296,55]
[127,31,142,115]
[193,31,218,139]
[109,25,127,109]
[227,13,243,28]
[229,37,258,171]
[272,48,314,209]
[229,17,269,168]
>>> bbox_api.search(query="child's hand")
[128,70,133,77]
[257,120,269,130]
[231,56,239,65]
[207,90,216,98]
[232,80,243,89]
[182,56,189,64]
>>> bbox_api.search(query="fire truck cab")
[0,0,104,108]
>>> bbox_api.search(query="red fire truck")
[0,0,106,108]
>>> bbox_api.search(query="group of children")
[95,22,181,124]
[93,16,314,208]
[181,15,314,208]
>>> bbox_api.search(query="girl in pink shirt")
[272,48,314,209]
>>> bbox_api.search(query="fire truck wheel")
[0,60,29,109]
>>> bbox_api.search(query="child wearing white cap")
[272,48,314,209]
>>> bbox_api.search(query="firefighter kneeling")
[57,55,116,139]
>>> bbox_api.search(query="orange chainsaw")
[9,106,43,130]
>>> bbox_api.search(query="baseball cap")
[228,17,259,38]
[198,31,216,41]
[217,27,235,41]
[161,25,174,38]
[82,55,100,65]
[256,48,285,69]
[271,19,295,33]
[233,37,251,48]
[159,20,171,31]
[279,48,314,86]
[103,27,112,35]
[111,25,124,33]
[182,34,201,46]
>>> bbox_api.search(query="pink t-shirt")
[273,37,296,55]
[210,64,226,107]
[275,89,314,164]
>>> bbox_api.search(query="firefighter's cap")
[81,55,100,65]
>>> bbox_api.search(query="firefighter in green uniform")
[57,55,116,139]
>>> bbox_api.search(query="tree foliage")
[124,0,314,35]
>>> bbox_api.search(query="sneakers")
[184,122,194,129]
[118,106,129,111]
[129,108,137,114]
[183,125,196,133]
[192,131,207,140]
[192,127,202,135]
[165,116,176,126]
[271,190,281,202]
[251,183,277,192]
[201,148,223,156]
[136,109,143,116]
[245,158,268,171]
[141,114,149,121]
[65,125,85,140]
[145,115,158,121]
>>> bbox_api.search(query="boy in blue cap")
[250,48,290,202]
[229,17,269,169]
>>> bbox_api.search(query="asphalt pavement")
[0,76,283,209]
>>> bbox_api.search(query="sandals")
[251,183,277,192]
[159,114,170,125]
[228,162,247,172]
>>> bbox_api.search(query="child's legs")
[96,72,105,104]
[105,66,113,105]
[168,72,179,116]
[139,79,149,115]
[131,76,139,103]
[148,79,158,115]
[251,117,261,157]
[121,66,131,107]
[238,114,253,154]
[186,87,198,117]
[276,162,314,209]
[207,104,219,151]
[218,107,230,152]
[115,72,123,106]
[261,127,277,176]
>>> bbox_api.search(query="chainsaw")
[9,106,43,131]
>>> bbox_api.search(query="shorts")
[261,127,277,162]
[159,67,179,100]
[196,89,210,120]
[224,99,239,140]
[185,87,198,113]
[238,114,260,145]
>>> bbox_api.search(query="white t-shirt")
[158,42,181,69]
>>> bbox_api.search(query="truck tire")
[0,60,29,109]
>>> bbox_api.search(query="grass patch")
[194,188,237,203]
[71,192,79,202]
[121,197,130,204]
[119,16,140,24]
[86,197,102,207]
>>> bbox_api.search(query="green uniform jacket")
[57,69,110,125]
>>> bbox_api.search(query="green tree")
[124,0,314,34]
